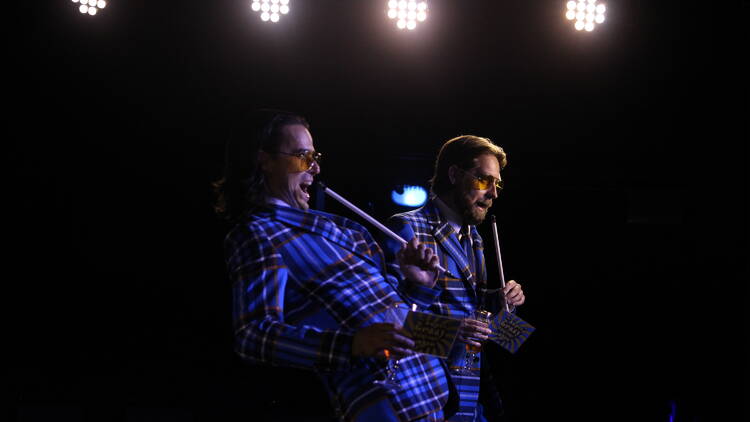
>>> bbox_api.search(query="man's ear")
[448,165,459,185]
[258,150,271,172]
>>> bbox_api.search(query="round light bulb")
[261,12,270,21]
[407,20,416,30]
[417,11,426,21]
[388,9,398,19]
[575,20,585,30]
[595,14,605,23]
[566,10,576,20]
[280,5,289,14]
[397,19,406,29]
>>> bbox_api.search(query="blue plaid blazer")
[225,204,452,421]
[384,199,505,422]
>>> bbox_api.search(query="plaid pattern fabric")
[225,204,451,421]
[384,199,505,422]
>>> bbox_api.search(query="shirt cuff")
[316,328,355,372]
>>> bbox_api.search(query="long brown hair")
[212,110,309,222]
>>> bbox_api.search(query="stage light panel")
[565,0,605,32]
[251,0,289,23]
[388,0,427,31]
[72,0,106,16]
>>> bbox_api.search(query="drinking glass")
[460,309,492,375]
[372,303,411,390]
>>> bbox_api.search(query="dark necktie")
[460,226,477,283]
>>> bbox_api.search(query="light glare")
[568,0,606,32]
[252,0,290,23]
[392,186,428,207]
[388,0,427,30]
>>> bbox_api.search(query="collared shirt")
[433,196,472,247]
[267,196,292,208]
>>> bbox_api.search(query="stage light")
[392,185,428,207]
[388,0,427,31]
[72,0,106,16]
[251,0,289,23]
[565,0,605,32]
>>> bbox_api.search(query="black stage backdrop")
[10,1,746,422]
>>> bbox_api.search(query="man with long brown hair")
[214,110,457,421]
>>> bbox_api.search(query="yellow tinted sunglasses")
[457,167,504,191]
[270,150,322,172]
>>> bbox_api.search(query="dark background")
[10,1,747,421]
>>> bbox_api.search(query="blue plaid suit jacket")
[225,204,452,421]
[384,199,505,422]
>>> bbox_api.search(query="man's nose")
[308,159,321,175]
[486,184,498,199]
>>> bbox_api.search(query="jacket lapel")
[423,201,475,284]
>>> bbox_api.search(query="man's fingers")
[390,332,415,350]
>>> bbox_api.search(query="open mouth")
[299,182,311,199]
[475,201,490,210]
